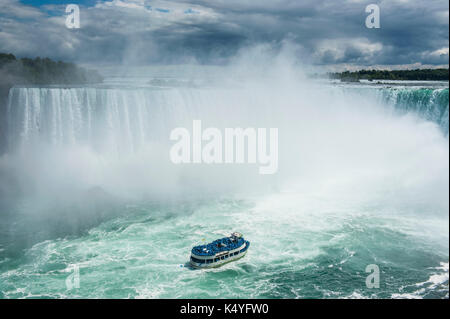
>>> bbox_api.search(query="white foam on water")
[392,262,449,299]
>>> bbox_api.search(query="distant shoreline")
[326,68,449,82]
[0,53,103,88]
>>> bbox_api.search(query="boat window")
[191,256,205,263]
[220,256,224,260]
[214,258,219,262]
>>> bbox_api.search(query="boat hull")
[190,250,248,269]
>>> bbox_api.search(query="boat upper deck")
[191,236,246,256]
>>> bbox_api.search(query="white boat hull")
[190,250,248,269]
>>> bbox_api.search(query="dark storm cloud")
[0,0,448,67]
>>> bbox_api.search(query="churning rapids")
[0,66,448,299]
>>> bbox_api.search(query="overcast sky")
[0,0,448,70]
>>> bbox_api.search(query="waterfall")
[5,86,449,155]
[1,83,448,200]
[377,88,449,134]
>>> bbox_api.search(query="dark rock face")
[0,85,9,155]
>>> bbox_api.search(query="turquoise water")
[0,194,448,298]
[0,81,448,299]
[379,88,449,134]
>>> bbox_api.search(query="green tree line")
[328,69,449,81]
[0,53,103,86]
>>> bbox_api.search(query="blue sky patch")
[20,1,98,7]
[155,8,169,13]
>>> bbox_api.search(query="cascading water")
[0,74,448,298]
[377,87,449,134]
[6,85,449,153]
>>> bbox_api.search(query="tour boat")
[190,232,250,269]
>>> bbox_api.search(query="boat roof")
[191,236,245,256]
